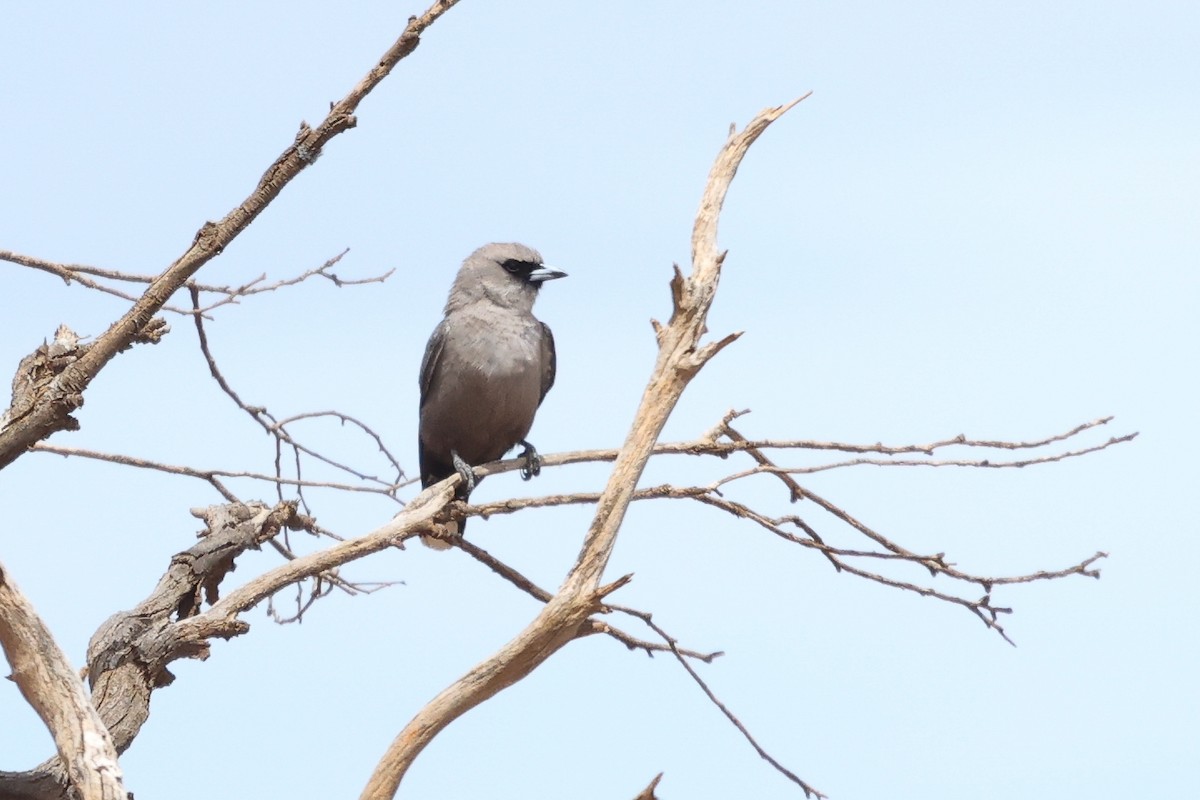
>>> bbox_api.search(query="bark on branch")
[0,487,454,800]
[0,562,125,800]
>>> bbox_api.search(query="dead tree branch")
[455,538,723,662]
[0,468,725,800]
[358,96,812,800]
[0,0,461,473]
[28,403,1127,650]
[188,285,406,505]
[193,249,394,314]
[631,773,664,800]
[0,4,463,797]
[613,604,826,799]
[30,443,404,502]
[0,490,452,800]
[0,250,194,314]
[0,248,392,319]
[475,414,1135,475]
[27,410,1127,522]
[0,12,1134,789]
[1,503,310,798]
[0,562,126,800]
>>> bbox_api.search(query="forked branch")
[359,97,810,800]
[0,0,461,472]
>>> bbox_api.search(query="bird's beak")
[528,266,568,284]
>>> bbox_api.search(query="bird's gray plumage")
[418,242,565,548]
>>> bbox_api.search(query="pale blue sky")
[2,2,1197,798]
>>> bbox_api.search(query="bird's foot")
[518,440,541,481]
[450,450,476,495]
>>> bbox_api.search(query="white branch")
[0,561,125,800]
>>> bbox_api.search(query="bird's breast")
[419,311,546,466]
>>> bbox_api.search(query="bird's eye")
[501,260,522,274]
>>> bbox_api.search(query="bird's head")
[447,242,567,313]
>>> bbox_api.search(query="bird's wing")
[539,321,556,404]
[418,320,450,487]
[418,320,449,409]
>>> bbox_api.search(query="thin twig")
[272,410,406,484]
[188,285,404,493]
[466,483,1106,644]
[195,249,393,313]
[31,443,403,501]
[455,539,723,662]
[712,434,1138,486]
[0,0,444,471]
[609,604,826,799]
[1,247,393,319]
[630,773,663,800]
[1,249,196,314]
[473,415,1137,473]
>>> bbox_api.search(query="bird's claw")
[450,450,476,495]
[518,440,541,481]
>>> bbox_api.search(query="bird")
[417,242,566,548]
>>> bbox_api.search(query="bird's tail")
[419,505,466,549]
[420,532,455,550]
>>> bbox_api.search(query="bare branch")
[31,443,404,501]
[0,0,459,472]
[30,394,1107,652]
[465,414,1137,474]
[359,97,808,800]
[194,249,393,314]
[0,250,195,314]
[630,773,663,800]
[611,605,826,799]
[466,479,1107,645]
[26,404,1127,524]
[724,414,1127,456]
[171,490,451,642]
[1,411,1121,795]
[270,410,407,484]
[0,561,126,800]
[713,434,1138,485]
[1,20,1130,789]
[453,538,554,602]
[188,285,406,495]
[1,250,161,285]
[455,539,723,662]
[1,248,392,321]
[3,484,456,799]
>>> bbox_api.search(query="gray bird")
[418,242,566,548]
